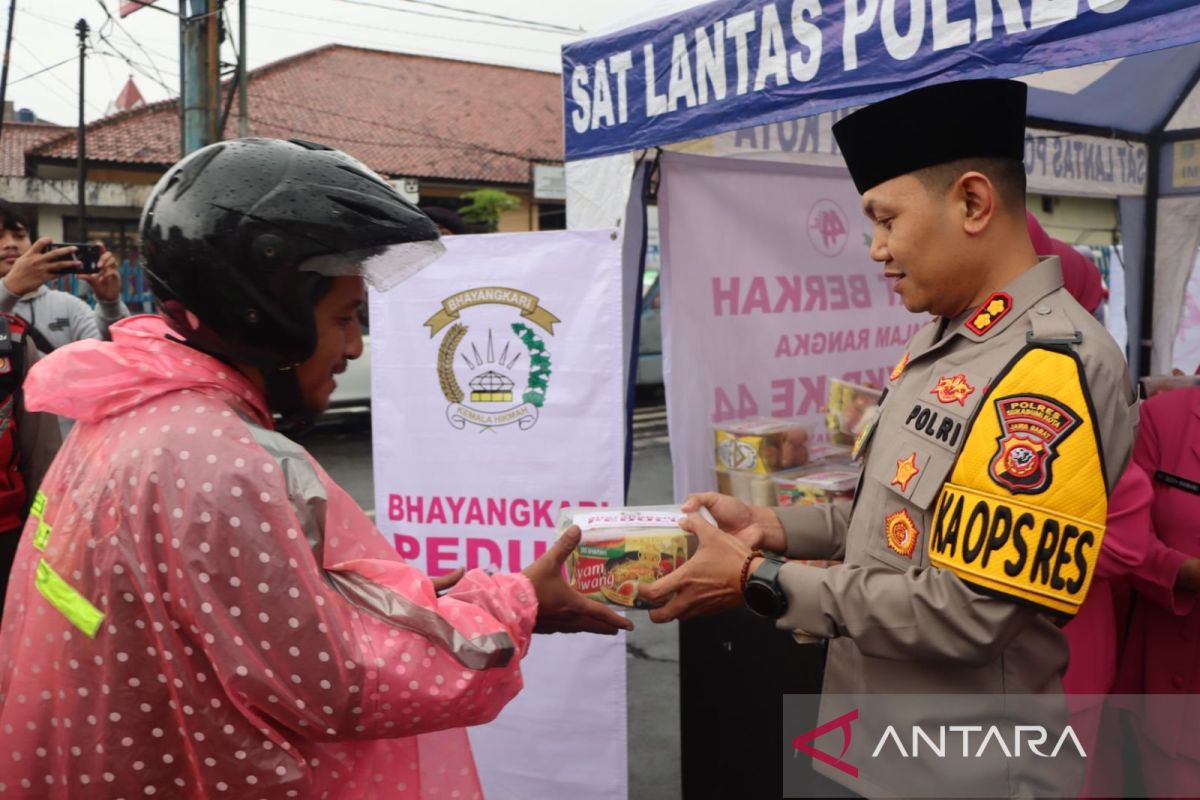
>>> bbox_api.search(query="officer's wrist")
[752,506,787,553]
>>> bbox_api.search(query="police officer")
[641,79,1136,798]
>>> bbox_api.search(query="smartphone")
[47,242,102,274]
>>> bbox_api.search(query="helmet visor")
[300,238,446,292]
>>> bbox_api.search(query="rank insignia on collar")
[990,394,1080,494]
[891,452,921,492]
[930,374,975,406]
[965,292,1012,336]
[889,352,910,383]
[885,508,920,559]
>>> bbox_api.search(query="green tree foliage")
[458,189,520,232]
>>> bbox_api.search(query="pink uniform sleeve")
[159,426,538,744]
[1128,403,1197,615]
[1094,463,1153,580]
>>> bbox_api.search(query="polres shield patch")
[989,395,1080,494]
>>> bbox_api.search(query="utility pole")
[0,0,17,143]
[76,18,88,242]
[181,0,221,154]
[238,0,247,138]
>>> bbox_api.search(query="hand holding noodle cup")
[559,506,707,608]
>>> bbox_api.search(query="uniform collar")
[904,256,1064,367]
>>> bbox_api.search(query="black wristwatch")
[743,556,789,619]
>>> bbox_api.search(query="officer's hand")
[681,492,786,553]
[640,513,753,624]
[2,237,80,296]
[80,244,121,302]
[522,526,634,635]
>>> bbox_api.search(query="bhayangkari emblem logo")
[425,287,560,431]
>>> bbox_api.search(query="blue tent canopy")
[562,0,1200,160]
[563,0,1200,378]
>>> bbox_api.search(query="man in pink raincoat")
[0,138,630,799]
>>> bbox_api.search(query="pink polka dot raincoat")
[0,315,538,799]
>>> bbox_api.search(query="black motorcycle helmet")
[140,138,441,374]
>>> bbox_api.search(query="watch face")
[744,580,782,618]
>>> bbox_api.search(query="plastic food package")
[559,506,704,608]
[714,467,780,507]
[772,464,861,507]
[826,380,883,445]
[713,417,811,474]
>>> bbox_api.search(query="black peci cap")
[833,79,1028,194]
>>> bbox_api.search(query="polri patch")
[965,292,1012,336]
[885,508,920,559]
[989,395,1080,495]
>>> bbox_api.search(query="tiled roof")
[1,121,67,176]
[31,45,564,184]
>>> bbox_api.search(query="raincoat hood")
[24,314,272,427]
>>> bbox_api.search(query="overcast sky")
[4,0,667,127]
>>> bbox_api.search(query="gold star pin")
[891,452,921,492]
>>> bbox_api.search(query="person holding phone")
[0,199,130,353]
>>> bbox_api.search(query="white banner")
[370,230,628,799]
[681,119,1147,198]
[659,152,917,501]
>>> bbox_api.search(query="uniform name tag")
[1155,470,1200,495]
[903,402,966,452]
[928,346,1106,617]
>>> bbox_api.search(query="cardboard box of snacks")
[714,467,780,507]
[559,506,705,608]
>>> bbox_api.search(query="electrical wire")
[12,37,106,117]
[400,0,583,33]
[8,56,75,86]
[330,0,581,35]
[247,5,559,58]
[95,0,170,88]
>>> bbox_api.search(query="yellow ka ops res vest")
[926,332,1108,617]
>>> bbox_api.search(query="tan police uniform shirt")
[774,257,1136,798]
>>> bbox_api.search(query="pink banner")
[659,152,919,501]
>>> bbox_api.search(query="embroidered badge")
[889,352,910,383]
[966,292,1012,336]
[891,452,921,492]
[989,394,1080,494]
[0,357,9,375]
[884,508,920,558]
[930,374,975,406]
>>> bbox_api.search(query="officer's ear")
[955,171,998,237]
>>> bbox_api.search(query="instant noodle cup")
[713,418,810,474]
[772,465,861,507]
[559,506,705,608]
